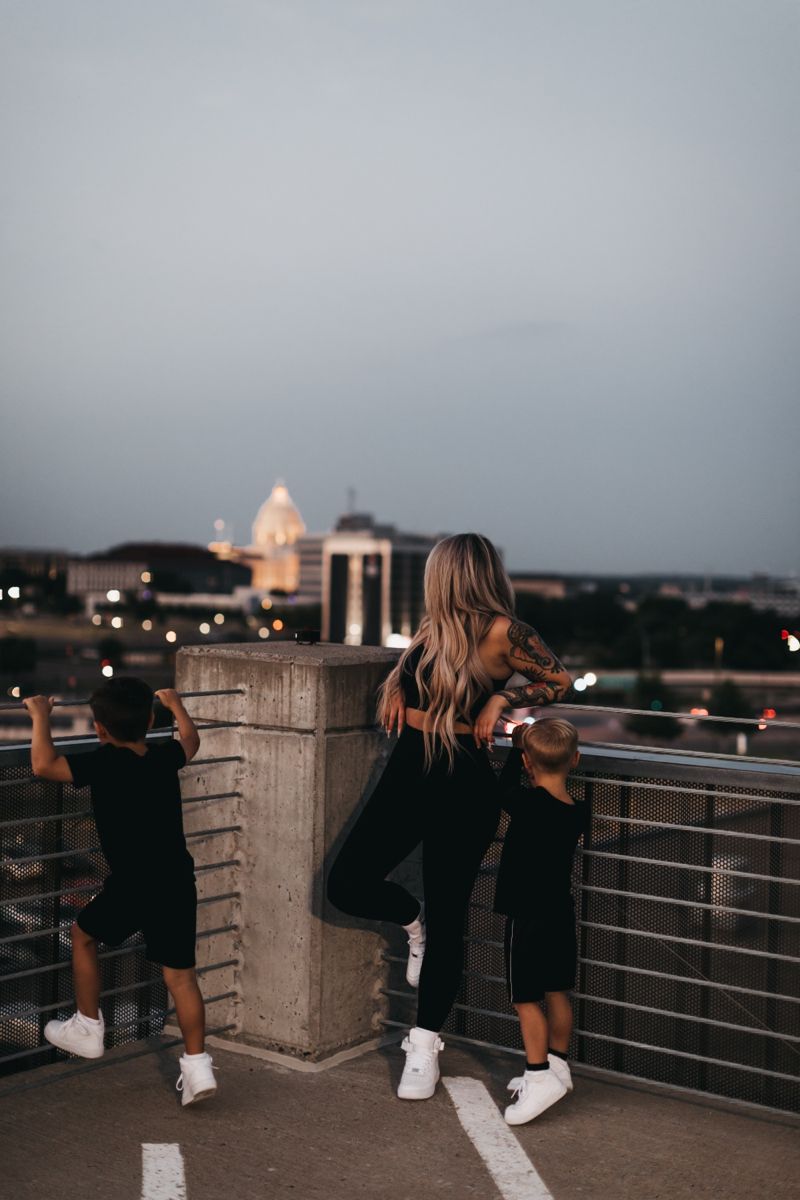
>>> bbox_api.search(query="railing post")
[176,641,399,1063]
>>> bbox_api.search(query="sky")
[1,0,798,574]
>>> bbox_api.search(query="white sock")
[77,1011,102,1026]
[182,1051,209,1059]
[403,917,424,941]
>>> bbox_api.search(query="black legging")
[327,725,500,1032]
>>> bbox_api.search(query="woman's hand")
[384,690,406,736]
[473,694,507,749]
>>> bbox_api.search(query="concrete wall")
[176,641,404,1062]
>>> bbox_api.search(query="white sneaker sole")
[181,1085,217,1107]
[44,1028,104,1059]
[504,1084,566,1125]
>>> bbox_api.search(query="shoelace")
[176,1062,219,1092]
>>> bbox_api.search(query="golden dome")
[252,481,306,549]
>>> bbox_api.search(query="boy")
[494,718,588,1126]
[23,678,217,1106]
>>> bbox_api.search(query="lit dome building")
[247,480,306,592]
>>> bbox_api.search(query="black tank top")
[399,643,502,725]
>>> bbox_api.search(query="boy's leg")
[514,1002,549,1064]
[71,920,101,1020]
[163,966,205,1055]
[545,990,573,1054]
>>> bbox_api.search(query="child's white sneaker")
[397,1027,444,1100]
[176,1052,217,1106]
[44,1010,105,1059]
[405,926,426,988]
[504,1068,567,1125]
[507,1053,573,1095]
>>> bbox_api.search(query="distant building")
[0,548,68,580]
[509,574,568,601]
[100,543,251,594]
[67,558,149,608]
[297,534,325,603]
[210,481,307,595]
[321,513,438,646]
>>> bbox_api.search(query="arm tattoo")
[499,620,570,709]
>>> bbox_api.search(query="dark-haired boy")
[23,679,217,1106]
[494,717,589,1126]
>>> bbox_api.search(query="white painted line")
[141,1144,187,1200]
[443,1077,554,1200]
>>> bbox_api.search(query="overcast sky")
[1,1,798,574]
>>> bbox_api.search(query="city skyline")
[2,1,798,575]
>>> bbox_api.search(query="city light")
[91,614,102,626]
[258,627,270,639]
[273,619,284,631]
[214,518,225,532]
[261,598,273,611]
[763,708,777,720]
[758,721,768,731]
[213,613,225,625]
[111,616,123,629]
[142,619,153,631]
[584,672,598,687]
[199,622,211,635]
[788,635,800,653]
[690,707,709,717]
[386,633,412,648]
[140,571,152,584]
[348,623,362,636]
[106,589,120,602]
[101,665,114,678]
[7,586,20,599]
[523,716,536,725]
[165,631,177,644]
[8,686,21,698]
[573,678,587,692]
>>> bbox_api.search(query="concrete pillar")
[175,641,401,1063]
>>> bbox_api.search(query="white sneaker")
[405,927,426,988]
[504,1069,567,1125]
[176,1052,217,1106]
[397,1027,444,1100]
[44,1011,105,1059]
[507,1054,573,1095]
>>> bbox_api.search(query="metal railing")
[382,727,800,1116]
[0,689,242,1079]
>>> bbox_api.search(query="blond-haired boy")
[494,718,589,1125]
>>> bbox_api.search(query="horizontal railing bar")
[590,813,800,847]
[382,986,800,1047]
[462,926,800,965]
[0,882,97,908]
[569,1028,800,1083]
[193,721,242,730]
[578,921,800,963]
[0,920,236,950]
[1,846,101,867]
[185,825,240,840]
[580,884,800,923]
[194,860,239,873]
[551,702,800,731]
[569,993,800,1043]
[0,689,244,713]
[187,756,241,766]
[572,775,800,808]
[182,791,240,805]
[0,925,237,982]
[578,959,800,1005]
[580,849,800,887]
[0,811,93,829]
[0,1003,240,1068]
[197,891,239,906]
[0,778,36,788]
[2,966,237,1023]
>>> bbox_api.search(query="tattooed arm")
[472,618,571,748]
[498,619,572,708]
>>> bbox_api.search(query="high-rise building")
[321,513,438,646]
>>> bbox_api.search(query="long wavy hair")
[378,533,515,769]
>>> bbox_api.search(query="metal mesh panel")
[385,748,800,1114]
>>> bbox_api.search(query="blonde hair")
[521,719,579,772]
[378,533,515,770]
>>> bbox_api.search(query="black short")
[504,905,577,1004]
[77,874,197,970]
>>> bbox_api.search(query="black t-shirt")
[66,740,194,882]
[493,748,590,917]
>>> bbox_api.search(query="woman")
[327,533,571,1099]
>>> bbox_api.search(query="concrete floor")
[1,1039,798,1200]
